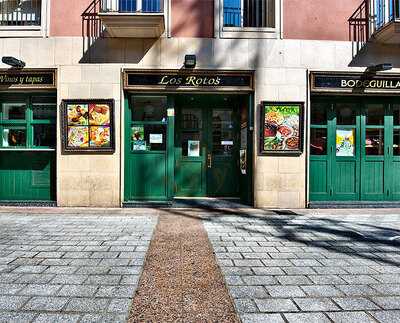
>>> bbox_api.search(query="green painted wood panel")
[309,159,329,200]
[124,153,167,200]
[0,151,55,201]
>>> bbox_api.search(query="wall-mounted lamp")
[366,63,393,73]
[184,55,196,69]
[2,56,25,68]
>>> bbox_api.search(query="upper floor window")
[219,0,280,38]
[223,0,275,28]
[0,0,48,37]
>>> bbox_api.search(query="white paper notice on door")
[221,140,234,146]
[149,134,163,144]
[188,140,200,157]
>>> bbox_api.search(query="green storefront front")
[0,69,57,204]
[123,69,254,205]
[310,72,400,205]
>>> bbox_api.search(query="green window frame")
[0,95,57,150]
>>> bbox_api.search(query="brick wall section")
[283,0,361,41]
[171,0,214,38]
[50,0,92,36]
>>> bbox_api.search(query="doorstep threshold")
[0,201,56,207]
[309,201,400,209]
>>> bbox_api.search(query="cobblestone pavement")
[0,213,157,323]
[203,211,400,323]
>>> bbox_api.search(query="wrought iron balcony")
[0,0,41,26]
[349,0,400,54]
[82,0,164,39]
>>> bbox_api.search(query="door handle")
[207,153,212,168]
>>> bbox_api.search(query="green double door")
[175,96,239,197]
[310,97,400,202]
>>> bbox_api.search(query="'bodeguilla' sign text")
[311,72,400,93]
[124,70,253,91]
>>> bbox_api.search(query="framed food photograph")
[61,99,115,153]
[260,102,304,155]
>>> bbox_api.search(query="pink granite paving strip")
[128,211,240,322]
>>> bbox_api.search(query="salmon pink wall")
[171,0,214,38]
[50,0,92,36]
[284,0,360,41]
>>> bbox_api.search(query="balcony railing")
[349,0,400,54]
[0,0,41,26]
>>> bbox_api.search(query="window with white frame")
[0,0,48,37]
[219,0,279,38]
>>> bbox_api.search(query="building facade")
[0,0,398,208]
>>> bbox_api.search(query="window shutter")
[119,0,137,12]
[143,0,161,12]
[223,0,241,27]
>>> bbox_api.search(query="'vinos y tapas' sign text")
[0,69,56,89]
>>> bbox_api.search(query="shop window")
[393,129,400,155]
[212,109,234,156]
[366,104,384,125]
[311,102,328,125]
[0,96,56,149]
[219,0,280,39]
[365,128,384,155]
[181,108,203,157]
[336,103,357,125]
[130,96,167,152]
[310,128,327,155]
[393,104,400,125]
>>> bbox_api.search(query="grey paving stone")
[308,275,346,285]
[222,266,253,276]
[57,285,98,297]
[343,266,379,274]
[35,252,65,258]
[371,284,400,295]
[229,286,269,298]
[107,298,131,313]
[51,274,88,285]
[301,285,343,297]
[44,266,79,274]
[293,298,340,311]
[119,275,140,285]
[265,285,307,298]
[12,266,48,274]
[0,284,26,295]
[75,266,110,275]
[240,313,285,323]
[291,259,322,267]
[326,311,376,323]
[333,297,380,310]
[370,310,400,323]
[80,313,127,323]
[312,266,348,275]
[284,312,331,323]
[23,296,69,311]
[95,285,135,298]
[85,275,121,285]
[283,267,316,275]
[0,296,30,310]
[0,311,36,323]
[19,284,62,296]
[261,259,292,267]
[336,284,379,296]
[33,313,80,323]
[16,274,55,284]
[340,275,379,284]
[252,267,285,276]
[66,297,110,312]
[242,276,278,286]
[371,296,400,310]
[254,298,298,312]
[225,275,244,285]
[234,298,258,313]
[242,253,271,259]
[276,275,312,285]
[373,274,400,284]
[234,259,264,267]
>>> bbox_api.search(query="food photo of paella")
[68,104,89,125]
[263,105,301,152]
[89,104,110,126]
[90,126,111,147]
[67,126,89,148]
